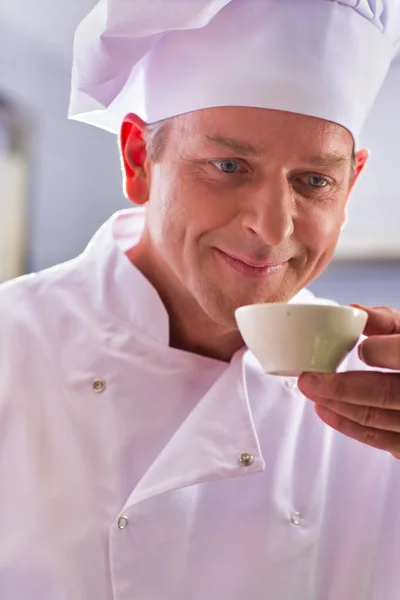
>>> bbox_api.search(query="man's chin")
[203,294,289,331]
[232,293,290,309]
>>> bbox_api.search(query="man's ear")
[348,148,370,195]
[340,148,370,231]
[120,113,150,205]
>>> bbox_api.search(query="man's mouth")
[214,248,288,278]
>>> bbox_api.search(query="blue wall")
[309,262,400,310]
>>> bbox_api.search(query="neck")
[126,236,244,362]
[166,301,244,362]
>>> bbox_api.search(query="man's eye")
[212,160,243,174]
[307,175,328,188]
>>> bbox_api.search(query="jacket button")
[118,516,129,530]
[93,379,107,393]
[284,377,298,390]
[239,453,254,467]
[290,511,303,526]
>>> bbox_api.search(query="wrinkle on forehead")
[173,107,353,158]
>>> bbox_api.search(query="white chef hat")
[68,0,400,141]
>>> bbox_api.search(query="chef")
[1,0,400,598]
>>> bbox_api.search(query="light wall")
[336,62,400,259]
[0,18,125,272]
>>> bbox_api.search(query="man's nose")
[240,178,295,246]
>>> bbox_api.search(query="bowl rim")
[235,302,368,317]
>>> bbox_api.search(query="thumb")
[350,304,400,337]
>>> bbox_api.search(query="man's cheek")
[305,210,343,246]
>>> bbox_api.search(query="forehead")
[172,106,353,156]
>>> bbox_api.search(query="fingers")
[314,405,400,455]
[298,371,400,408]
[313,397,400,433]
[359,334,400,370]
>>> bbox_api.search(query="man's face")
[131,107,360,329]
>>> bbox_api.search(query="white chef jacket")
[0,208,399,600]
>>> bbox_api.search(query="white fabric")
[0,208,399,599]
[68,0,400,140]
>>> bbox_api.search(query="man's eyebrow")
[203,135,260,156]
[203,136,351,167]
[305,154,350,167]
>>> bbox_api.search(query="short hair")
[144,117,174,162]
[351,144,357,178]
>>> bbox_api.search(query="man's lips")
[214,248,288,277]
[217,249,284,268]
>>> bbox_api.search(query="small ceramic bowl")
[235,303,368,376]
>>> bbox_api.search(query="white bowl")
[235,303,368,376]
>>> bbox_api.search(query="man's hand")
[297,305,400,459]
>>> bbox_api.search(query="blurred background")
[0,0,399,307]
